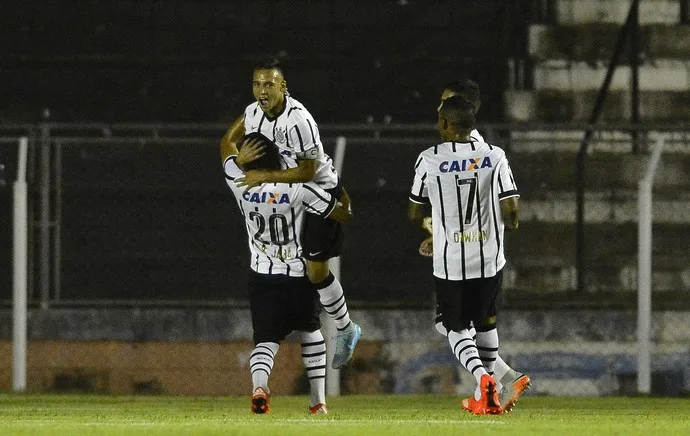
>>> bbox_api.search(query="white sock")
[300,330,326,407]
[476,328,499,376]
[316,273,351,330]
[250,342,279,391]
[493,356,513,391]
[448,329,487,382]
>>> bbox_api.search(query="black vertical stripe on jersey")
[272,119,278,142]
[434,145,438,155]
[260,206,274,274]
[290,206,300,254]
[306,119,318,145]
[454,174,467,280]
[294,125,305,152]
[470,142,476,151]
[474,172,485,278]
[509,172,517,189]
[452,142,456,153]
[414,156,423,170]
[436,176,449,280]
[490,168,501,267]
[497,173,505,193]
[487,143,493,150]
[257,113,266,132]
[253,107,258,117]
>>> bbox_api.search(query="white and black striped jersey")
[470,129,484,142]
[409,140,519,281]
[224,170,337,277]
[243,95,339,189]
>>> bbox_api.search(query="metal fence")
[2,122,689,308]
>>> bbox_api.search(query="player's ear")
[280,80,287,93]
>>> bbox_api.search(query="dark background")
[0,0,535,123]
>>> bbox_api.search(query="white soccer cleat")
[332,322,362,369]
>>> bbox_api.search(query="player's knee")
[474,315,497,332]
[306,260,330,283]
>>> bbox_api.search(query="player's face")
[252,69,287,116]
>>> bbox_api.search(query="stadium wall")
[1,309,688,396]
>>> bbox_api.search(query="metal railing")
[1,122,689,309]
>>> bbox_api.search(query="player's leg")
[475,271,531,412]
[307,260,362,369]
[298,329,328,414]
[247,272,291,414]
[249,342,278,414]
[302,187,361,369]
[435,277,500,415]
[290,278,329,414]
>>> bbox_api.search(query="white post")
[13,137,29,392]
[637,135,665,394]
[325,136,347,397]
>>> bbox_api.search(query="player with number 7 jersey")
[409,125,519,281]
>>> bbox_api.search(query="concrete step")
[504,89,690,121]
[554,0,681,25]
[532,59,690,91]
[530,24,690,61]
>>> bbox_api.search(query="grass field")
[0,394,688,435]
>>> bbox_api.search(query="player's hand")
[234,170,267,189]
[236,137,266,169]
[418,235,433,257]
[421,216,433,235]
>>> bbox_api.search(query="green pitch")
[0,394,688,435]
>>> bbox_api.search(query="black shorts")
[302,185,346,261]
[434,270,503,333]
[248,271,321,344]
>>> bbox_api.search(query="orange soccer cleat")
[461,374,502,415]
[309,403,329,415]
[250,386,271,414]
[501,373,531,413]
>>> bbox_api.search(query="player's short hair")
[439,95,476,131]
[239,132,283,171]
[254,57,284,76]
[443,79,480,108]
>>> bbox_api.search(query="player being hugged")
[221,57,361,370]
[225,133,352,415]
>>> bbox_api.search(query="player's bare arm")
[235,158,317,188]
[408,201,433,257]
[500,196,520,230]
[220,115,246,163]
[408,201,428,229]
[326,203,353,224]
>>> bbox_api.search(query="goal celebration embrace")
[221,58,530,416]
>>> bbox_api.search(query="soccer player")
[427,79,531,412]
[220,58,361,369]
[408,95,520,415]
[225,133,352,415]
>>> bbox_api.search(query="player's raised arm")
[220,115,246,164]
